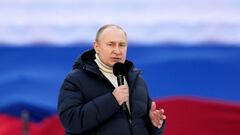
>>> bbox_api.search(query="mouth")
[112,57,121,62]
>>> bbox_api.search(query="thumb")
[150,101,156,111]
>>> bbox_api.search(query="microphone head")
[113,62,127,76]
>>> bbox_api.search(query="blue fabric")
[1,43,240,122]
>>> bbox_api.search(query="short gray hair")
[95,24,127,42]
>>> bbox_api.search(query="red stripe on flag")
[0,114,64,135]
[155,96,240,135]
[1,97,240,135]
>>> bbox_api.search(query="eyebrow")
[107,41,127,44]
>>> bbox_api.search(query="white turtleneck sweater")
[94,54,130,112]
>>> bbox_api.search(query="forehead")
[98,27,127,42]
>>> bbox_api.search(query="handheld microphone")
[113,62,129,113]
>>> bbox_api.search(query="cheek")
[121,54,127,63]
[122,50,127,58]
[101,51,111,61]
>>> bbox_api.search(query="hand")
[112,85,129,105]
[149,102,166,128]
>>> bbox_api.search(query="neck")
[95,54,113,74]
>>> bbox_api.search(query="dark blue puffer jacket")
[58,49,165,135]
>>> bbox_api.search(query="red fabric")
[155,97,240,135]
[0,114,64,135]
[1,97,240,135]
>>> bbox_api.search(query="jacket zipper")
[128,72,140,135]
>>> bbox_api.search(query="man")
[58,24,166,135]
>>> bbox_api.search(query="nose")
[113,46,121,55]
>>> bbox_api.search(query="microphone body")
[116,75,128,112]
[117,75,124,86]
[113,63,130,114]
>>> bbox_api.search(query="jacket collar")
[73,49,139,72]
[73,49,142,91]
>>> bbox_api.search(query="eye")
[107,43,113,46]
[120,43,127,47]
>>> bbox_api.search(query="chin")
[108,63,115,67]
[112,61,121,65]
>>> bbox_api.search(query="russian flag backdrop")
[0,0,240,135]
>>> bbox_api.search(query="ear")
[93,41,99,54]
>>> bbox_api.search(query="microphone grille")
[113,62,127,76]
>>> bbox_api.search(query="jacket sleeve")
[57,74,121,134]
[146,97,166,135]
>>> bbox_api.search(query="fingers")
[159,109,166,120]
[112,85,129,105]
[149,108,166,128]
[160,108,164,114]
[118,85,128,89]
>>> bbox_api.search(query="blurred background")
[0,0,240,135]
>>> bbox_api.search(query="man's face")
[94,27,128,67]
